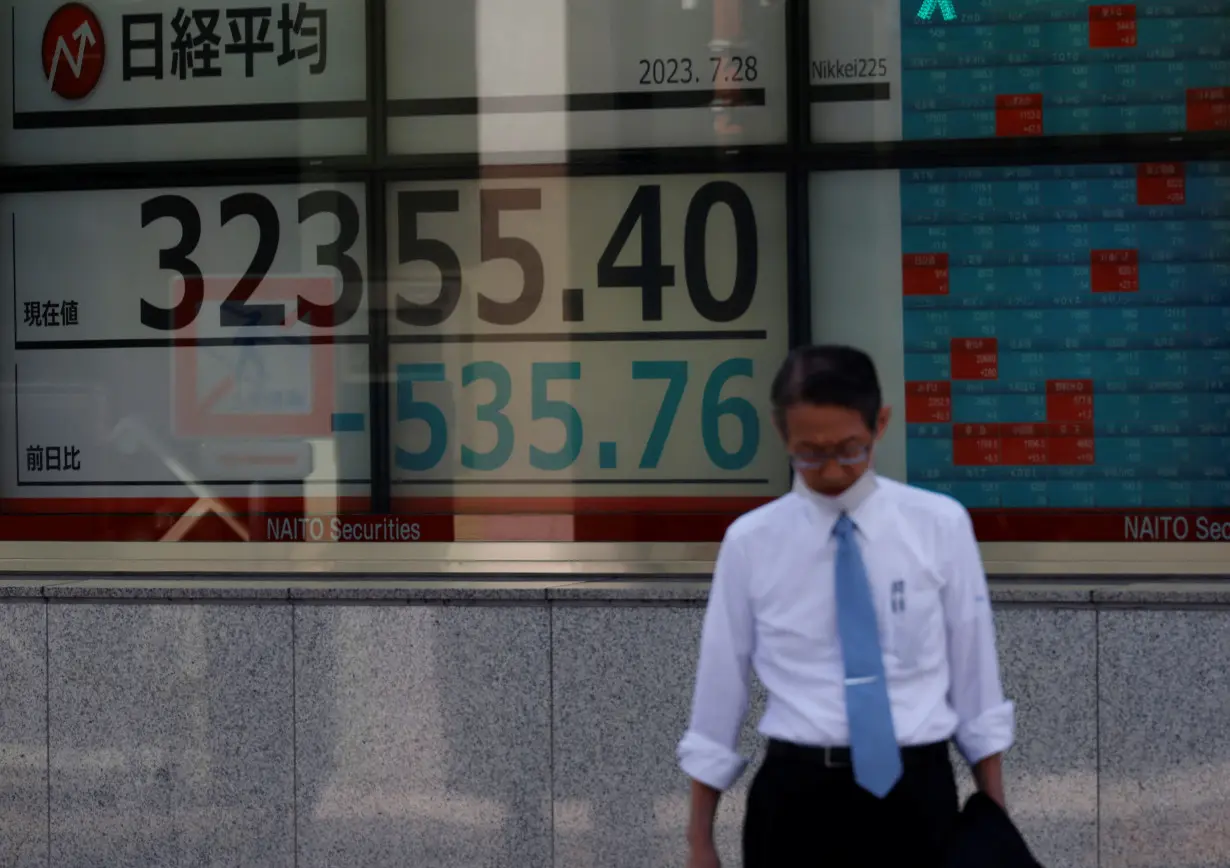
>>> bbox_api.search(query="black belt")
[766,738,949,769]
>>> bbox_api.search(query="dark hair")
[770,344,882,432]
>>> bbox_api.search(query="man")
[678,345,1014,868]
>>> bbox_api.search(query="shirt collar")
[793,471,881,541]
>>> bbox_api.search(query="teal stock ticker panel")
[810,0,1230,142]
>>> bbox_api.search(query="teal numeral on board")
[916,0,957,21]
[633,360,688,469]
[462,361,514,471]
[702,358,759,471]
[395,363,448,471]
[531,362,583,470]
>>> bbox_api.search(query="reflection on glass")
[0,184,371,543]
[385,172,791,542]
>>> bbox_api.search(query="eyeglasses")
[789,443,872,470]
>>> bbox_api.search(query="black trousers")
[743,740,959,868]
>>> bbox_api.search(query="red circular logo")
[42,3,105,101]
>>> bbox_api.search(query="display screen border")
[1,0,1227,574]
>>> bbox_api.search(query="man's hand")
[686,839,721,868]
[973,753,1006,810]
[686,779,723,867]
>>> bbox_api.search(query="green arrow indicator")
[917,0,957,21]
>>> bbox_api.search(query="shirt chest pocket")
[885,580,944,667]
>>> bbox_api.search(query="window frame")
[1,0,1227,575]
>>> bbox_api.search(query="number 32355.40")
[137,182,759,332]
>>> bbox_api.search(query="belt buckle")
[823,747,850,769]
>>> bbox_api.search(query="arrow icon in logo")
[42,3,107,100]
[48,19,96,88]
[74,20,97,46]
[917,0,957,21]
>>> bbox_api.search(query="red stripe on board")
[390,496,773,515]
[970,509,1230,542]
[0,510,754,543]
[7,501,1228,544]
[0,496,774,542]
[1,496,371,515]
[0,513,456,543]
[2,496,766,516]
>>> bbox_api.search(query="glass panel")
[809,0,1230,142]
[385,171,790,542]
[387,0,788,159]
[810,160,1230,542]
[0,181,372,541]
[0,0,367,164]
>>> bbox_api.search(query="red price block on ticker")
[995,94,1044,137]
[950,337,999,380]
[1048,421,1097,465]
[902,253,950,296]
[1050,422,1092,438]
[1186,88,1230,132]
[1046,379,1095,423]
[906,380,953,423]
[1088,5,1137,48]
[1091,249,1140,292]
[1001,423,1050,465]
[954,424,1002,466]
[1137,162,1186,205]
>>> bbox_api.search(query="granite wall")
[0,578,1227,868]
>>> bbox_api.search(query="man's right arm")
[941,505,1014,806]
[677,532,756,848]
[686,779,722,853]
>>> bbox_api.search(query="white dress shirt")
[677,471,1015,792]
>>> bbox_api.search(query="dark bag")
[944,791,1045,868]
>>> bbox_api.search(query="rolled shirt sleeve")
[942,506,1016,766]
[677,531,756,791]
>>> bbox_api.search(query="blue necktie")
[833,512,903,798]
